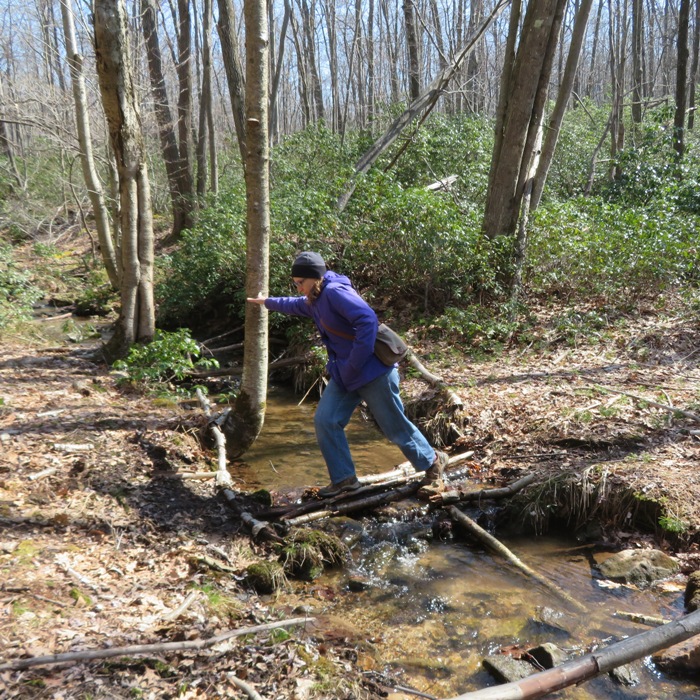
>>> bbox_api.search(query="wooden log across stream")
[444,608,700,699]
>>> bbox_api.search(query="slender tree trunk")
[290,11,311,127]
[94,0,155,361]
[689,0,700,129]
[367,0,376,124]
[60,0,120,289]
[632,0,644,123]
[270,0,292,140]
[380,0,400,104]
[531,0,594,209]
[196,0,213,196]
[586,0,604,99]
[674,0,690,158]
[222,0,270,459]
[175,0,195,229]
[298,0,325,122]
[404,0,422,100]
[465,0,486,113]
[216,0,247,163]
[141,0,193,238]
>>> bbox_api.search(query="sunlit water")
[235,387,700,699]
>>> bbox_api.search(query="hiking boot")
[318,475,361,498]
[420,450,448,485]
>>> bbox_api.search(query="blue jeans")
[314,367,436,484]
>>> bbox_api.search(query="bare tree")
[216,0,247,162]
[530,0,595,209]
[141,0,195,238]
[222,0,271,458]
[404,0,422,101]
[94,0,155,361]
[60,0,120,289]
[674,0,691,157]
[481,0,565,246]
[689,0,700,129]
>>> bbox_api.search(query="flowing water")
[237,387,700,699]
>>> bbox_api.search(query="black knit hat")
[291,251,327,279]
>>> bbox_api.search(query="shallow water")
[237,388,700,699]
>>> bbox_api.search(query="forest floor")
[1,247,700,698]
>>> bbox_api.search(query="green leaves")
[112,328,218,386]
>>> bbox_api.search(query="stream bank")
[1,298,699,698]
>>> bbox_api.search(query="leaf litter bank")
[1,295,700,698]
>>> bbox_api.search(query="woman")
[247,251,447,497]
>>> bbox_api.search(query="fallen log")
[444,608,700,699]
[0,617,312,671]
[196,388,232,489]
[447,507,587,613]
[286,482,422,527]
[435,473,535,505]
[256,451,475,521]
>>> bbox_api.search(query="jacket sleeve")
[264,296,313,318]
[326,286,377,376]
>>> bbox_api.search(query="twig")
[55,555,100,594]
[162,590,200,622]
[227,673,264,699]
[614,611,670,627]
[435,472,535,505]
[0,617,312,671]
[590,384,700,423]
[28,467,58,482]
[53,443,94,452]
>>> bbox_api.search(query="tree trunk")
[481,0,561,245]
[196,0,214,195]
[688,0,700,129]
[403,0,422,101]
[175,0,195,228]
[674,0,690,158]
[60,0,120,290]
[94,0,155,361]
[530,0,595,209]
[222,0,270,459]
[631,0,644,123]
[141,0,193,238]
[380,0,401,104]
[270,0,292,140]
[216,0,247,164]
[298,0,325,122]
[446,609,700,699]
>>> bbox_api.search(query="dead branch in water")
[445,608,700,699]
[447,506,587,613]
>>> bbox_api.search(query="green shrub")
[112,328,218,385]
[341,171,485,311]
[527,196,700,302]
[0,242,41,332]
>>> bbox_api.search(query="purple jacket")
[264,271,391,392]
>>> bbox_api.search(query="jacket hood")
[322,270,353,289]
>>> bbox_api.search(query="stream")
[238,386,699,700]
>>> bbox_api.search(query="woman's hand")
[247,295,267,305]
